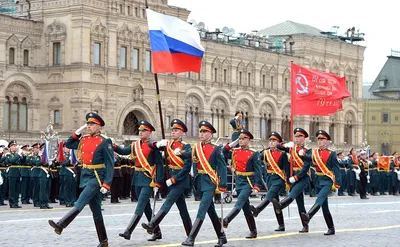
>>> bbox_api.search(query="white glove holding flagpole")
[166,179,173,187]
[156,139,168,148]
[100,187,108,194]
[75,124,87,135]
[173,148,181,155]
[283,142,294,148]
[298,149,304,156]
[289,176,296,184]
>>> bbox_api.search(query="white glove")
[0,174,3,186]
[298,149,304,156]
[234,116,239,120]
[75,124,87,135]
[0,147,3,153]
[166,179,173,187]
[344,156,349,161]
[156,139,168,148]
[252,188,258,195]
[289,176,296,184]
[283,142,294,148]
[367,175,370,180]
[228,138,239,148]
[173,148,181,155]
[153,187,159,194]
[100,187,108,194]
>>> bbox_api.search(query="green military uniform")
[0,150,9,206]
[182,121,228,247]
[229,111,245,143]
[30,143,42,207]
[116,121,164,241]
[273,128,312,233]
[301,130,341,236]
[142,119,193,240]
[60,152,76,207]
[222,129,262,239]
[20,148,32,204]
[49,112,114,247]
[5,140,22,208]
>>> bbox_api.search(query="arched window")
[185,107,199,137]
[281,116,291,141]
[211,108,226,137]
[9,48,15,64]
[23,50,29,66]
[309,118,320,142]
[3,96,28,131]
[259,113,272,140]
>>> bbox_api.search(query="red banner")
[56,140,66,162]
[378,156,390,171]
[291,63,351,116]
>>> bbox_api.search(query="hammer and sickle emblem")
[296,74,309,95]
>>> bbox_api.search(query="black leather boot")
[182,218,203,246]
[223,207,240,228]
[299,212,309,233]
[323,212,335,235]
[300,203,321,226]
[272,196,294,214]
[48,207,80,235]
[183,219,193,236]
[94,219,108,247]
[142,210,167,234]
[147,231,162,241]
[245,214,257,238]
[119,214,141,240]
[210,215,227,247]
[250,199,270,217]
[274,209,285,231]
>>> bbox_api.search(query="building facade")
[364,55,400,155]
[0,0,364,149]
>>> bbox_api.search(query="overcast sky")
[168,0,398,83]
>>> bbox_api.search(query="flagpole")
[290,61,295,178]
[154,73,166,139]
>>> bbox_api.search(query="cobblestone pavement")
[1,194,400,247]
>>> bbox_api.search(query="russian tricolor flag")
[41,140,48,164]
[146,9,205,74]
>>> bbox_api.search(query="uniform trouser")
[111,177,121,202]
[392,173,399,193]
[379,173,389,193]
[32,177,40,205]
[21,177,31,203]
[64,174,77,205]
[8,177,21,206]
[39,177,51,207]
[233,187,253,219]
[122,173,130,198]
[347,171,356,194]
[265,181,284,201]
[371,172,380,193]
[74,183,104,221]
[315,182,333,224]
[338,171,347,195]
[359,176,367,198]
[196,190,219,221]
[134,186,155,217]
[160,187,191,223]
[59,175,65,204]
[288,178,307,215]
[0,171,8,203]
[50,176,59,202]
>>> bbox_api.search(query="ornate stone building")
[0,0,364,149]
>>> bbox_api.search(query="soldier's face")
[10,145,17,152]
[317,138,328,148]
[199,130,212,141]
[171,128,184,140]
[33,147,39,154]
[269,139,278,148]
[294,135,305,145]
[139,129,151,140]
[87,122,101,135]
[239,137,250,147]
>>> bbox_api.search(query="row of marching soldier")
[46,111,346,247]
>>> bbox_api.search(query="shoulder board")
[210,143,217,147]
[100,134,109,139]
[82,134,90,138]
[233,147,241,151]
[249,148,256,153]
[181,141,188,145]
